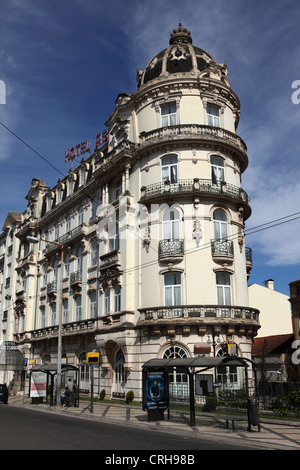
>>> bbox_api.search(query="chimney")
[264,279,274,290]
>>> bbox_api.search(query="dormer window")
[68,178,73,196]
[116,129,125,145]
[80,167,86,186]
[57,186,62,203]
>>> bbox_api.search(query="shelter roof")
[143,356,250,370]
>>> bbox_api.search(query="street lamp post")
[26,235,64,406]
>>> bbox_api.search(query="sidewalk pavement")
[6,394,300,450]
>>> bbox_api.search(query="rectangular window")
[161,154,178,184]
[63,299,69,323]
[164,272,182,306]
[90,291,97,318]
[161,102,177,127]
[41,307,46,328]
[51,304,56,326]
[76,297,82,321]
[207,104,220,127]
[114,285,121,312]
[104,287,110,315]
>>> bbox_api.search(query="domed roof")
[137,24,217,89]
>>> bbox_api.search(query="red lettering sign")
[65,130,108,163]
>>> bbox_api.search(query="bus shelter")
[142,356,259,430]
[29,364,79,406]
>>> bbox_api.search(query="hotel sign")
[65,129,109,162]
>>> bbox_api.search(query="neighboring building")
[252,333,296,397]
[289,279,300,379]
[248,280,292,337]
[0,24,260,399]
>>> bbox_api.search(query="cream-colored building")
[248,280,292,337]
[0,24,260,399]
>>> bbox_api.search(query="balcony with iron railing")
[70,270,82,285]
[44,225,86,255]
[158,239,184,263]
[211,239,234,264]
[140,178,250,212]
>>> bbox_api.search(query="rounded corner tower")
[103,24,259,399]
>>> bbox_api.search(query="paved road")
[4,396,300,451]
[0,405,252,451]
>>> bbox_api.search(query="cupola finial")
[169,23,192,45]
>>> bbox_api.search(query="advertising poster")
[30,371,47,398]
[144,370,168,411]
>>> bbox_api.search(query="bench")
[216,406,249,430]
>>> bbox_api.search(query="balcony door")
[162,208,180,241]
[161,154,178,192]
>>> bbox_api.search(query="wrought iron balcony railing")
[140,178,249,205]
[211,239,234,258]
[70,270,82,285]
[245,247,252,263]
[47,281,57,293]
[45,225,84,254]
[158,239,184,260]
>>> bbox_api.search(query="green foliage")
[99,389,106,400]
[202,395,217,412]
[272,390,300,416]
[126,390,134,404]
[217,388,247,408]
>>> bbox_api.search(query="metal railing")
[140,178,249,204]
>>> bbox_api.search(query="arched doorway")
[78,351,89,393]
[113,349,126,398]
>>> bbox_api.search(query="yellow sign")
[86,352,100,364]
[227,344,237,356]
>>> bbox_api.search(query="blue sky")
[0,0,300,296]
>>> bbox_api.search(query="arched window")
[162,208,180,240]
[216,272,232,306]
[114,349,126,397]
[163,345,189,400]
[213,209,228,240]
[42,354,51,364]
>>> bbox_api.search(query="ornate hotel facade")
[0,25,259,399]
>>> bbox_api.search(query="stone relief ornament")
[192,219,203,247]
